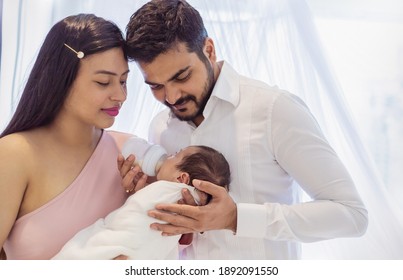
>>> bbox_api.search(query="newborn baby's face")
[156,147,197,183]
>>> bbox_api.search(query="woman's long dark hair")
[1,14,127,137]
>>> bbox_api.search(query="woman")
[0,14,144,259]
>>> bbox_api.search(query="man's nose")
[164,85,181,105]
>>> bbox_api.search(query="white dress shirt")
[149,61,368,259]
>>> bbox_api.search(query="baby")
[52,145,230,259]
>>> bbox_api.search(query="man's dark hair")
[126,0,208,63]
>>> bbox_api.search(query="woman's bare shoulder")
[0,132,38,176]
[0,133,33,192]
[0,132,33,155]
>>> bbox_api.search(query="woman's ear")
[176,172,190,184]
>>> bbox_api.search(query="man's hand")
[117,153,148,194]
[148,179,237,235]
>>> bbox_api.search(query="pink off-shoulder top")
[3,131,127,259]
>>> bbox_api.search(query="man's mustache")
[164,96,197,107]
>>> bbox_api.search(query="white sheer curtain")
[1,0,402,259]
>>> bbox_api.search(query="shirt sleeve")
[236,93,368,242]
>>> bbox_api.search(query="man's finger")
[150,222,193,235]
[192,179,226,198]
[148,205,199,224]
[152,204,200,220]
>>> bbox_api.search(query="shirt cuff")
[236,203,267,238]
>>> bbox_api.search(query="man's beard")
[165,63,215,122]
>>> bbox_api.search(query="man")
[121,0,368,259]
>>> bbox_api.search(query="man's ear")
[204,37,216,62]
[177,172,190,184]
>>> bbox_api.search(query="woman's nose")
[111,83,127,102]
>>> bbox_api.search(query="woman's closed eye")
[96,81,110,86]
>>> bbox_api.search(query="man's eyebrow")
[94,69,130,76]
[144,66,191,85]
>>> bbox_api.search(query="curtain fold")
[1,0,402,259]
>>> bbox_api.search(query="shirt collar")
[211,61,240,107]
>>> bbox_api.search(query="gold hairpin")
[64,43,85,59]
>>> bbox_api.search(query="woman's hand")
[117,153,148,194]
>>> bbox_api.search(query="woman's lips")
[102,107,120,117]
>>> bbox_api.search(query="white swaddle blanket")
[52,181,199,260]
